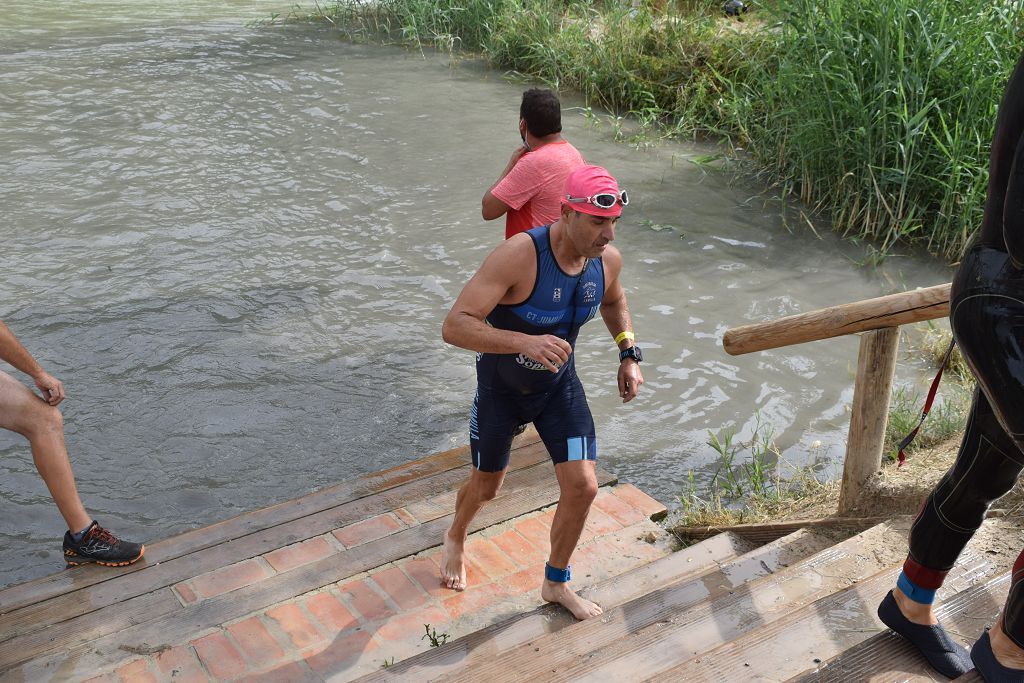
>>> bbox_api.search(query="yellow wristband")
[614,330,635,345]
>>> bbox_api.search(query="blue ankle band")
[898,572,937,605]
[545,562,571,583]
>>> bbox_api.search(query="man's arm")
[442,238,572,373]
[482,191,512,221]
[481,146,528,221]
[598,248,644,403]
[0,320,66,405]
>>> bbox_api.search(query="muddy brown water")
[0,2,953,587]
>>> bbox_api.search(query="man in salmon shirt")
[482,88,586,239]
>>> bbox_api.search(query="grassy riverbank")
[308,0,1021,260]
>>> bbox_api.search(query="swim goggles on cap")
[565,190,629,209]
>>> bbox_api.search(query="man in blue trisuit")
[439,165,644,620]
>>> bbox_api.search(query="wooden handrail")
[722,281,954,514]
[723,283,951,356]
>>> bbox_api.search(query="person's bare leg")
[892,585,938,625]
[541,460,602,620]
[441,468,506,591]
[990,615,1024,669]
[0,371,90,533]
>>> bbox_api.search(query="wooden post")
[838,327,900,514]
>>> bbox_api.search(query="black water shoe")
[63,520,145,567]
[971,630,1024,682]
[877,590,973,678]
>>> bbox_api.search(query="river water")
[0,2,953,587]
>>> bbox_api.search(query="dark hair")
[520,88,562,137]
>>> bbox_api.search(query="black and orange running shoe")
[62,521,145,567]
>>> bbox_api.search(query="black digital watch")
[619,346,643,364]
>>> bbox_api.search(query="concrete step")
[787,571,1010,682]
[651,552,1003,679]
[398,523,863,683]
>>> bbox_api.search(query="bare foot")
[440,532,467,591]
[541,580,603,620]
[893,585,938,625]
[990,618,1024,669]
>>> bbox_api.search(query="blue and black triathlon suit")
[902,49,1024,647]
[471,224,605,472]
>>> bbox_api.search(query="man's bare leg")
[441,467,506,591]
[541,460,601,620]
[0,370,91,533]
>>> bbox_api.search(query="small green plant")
[381,656,396,668]
[687,153,725,170]
[705,413,781,500]
[846,244,888,269]
[637,218,680,234]
[575,106,600,129]
[422,623,450,648]
[917,324,973,382]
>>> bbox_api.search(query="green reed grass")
[884,381,971,459]
[741,0,1021,259]
[916,324,972,382]
[311,0,1022,260]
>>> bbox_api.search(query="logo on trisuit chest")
[581,281,598,304]
[515,354,550,371]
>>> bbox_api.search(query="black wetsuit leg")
[902,245,1024,652]
[904,386,1024,588]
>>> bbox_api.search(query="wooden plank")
[3,465,615,678]
[361,530,834,682]
[723,283,950,356]
[648,551,999,682]
[0,440,547,643]
[433,524,907,683]
[0,429,543,614]
[673,516,886,544]
[787,572,1008,682]
[839,327,899,513]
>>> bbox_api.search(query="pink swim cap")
[561,165,626,218]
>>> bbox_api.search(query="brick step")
[6,458,613,681]
[787,571,1010,682]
